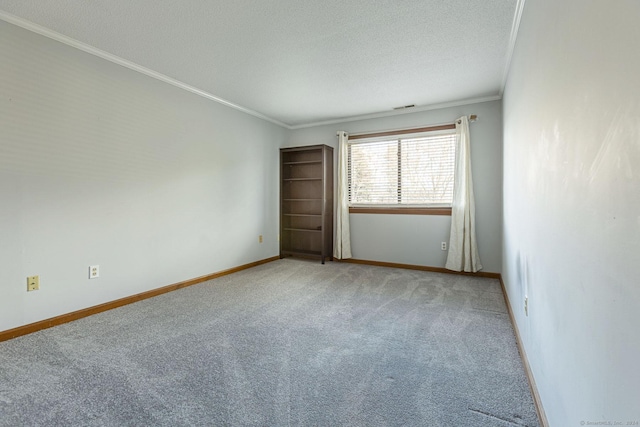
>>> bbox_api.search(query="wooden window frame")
[347,124,456,216]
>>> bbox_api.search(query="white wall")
[0,21,287,332]
[287,100,503,272]
[502,0,640,424]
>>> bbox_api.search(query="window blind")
[348,132,456,206]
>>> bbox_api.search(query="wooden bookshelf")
[280,145,333,263]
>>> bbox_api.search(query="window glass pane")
[349,140,398,204]
[400,135,456,204]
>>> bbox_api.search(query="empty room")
[1,1,638,426]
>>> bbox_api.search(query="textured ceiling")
[0,1,520,128]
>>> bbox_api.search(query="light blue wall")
[1,17,504,337]
[0,21,286,331]
[287,100,503,272]
[502,0,640,424]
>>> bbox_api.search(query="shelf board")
[283,178,322,181]
[281,249,322,256]
[283,213,322,217]
[283,198,322,202]
[283,227,322,232]
[283,160,322,165]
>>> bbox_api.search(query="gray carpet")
[0,258,539,426]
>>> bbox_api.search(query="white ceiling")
[0,1,522,128]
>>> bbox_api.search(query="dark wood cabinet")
[280,145,333,263]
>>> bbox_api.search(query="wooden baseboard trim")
[0,256,280,343]
[499,276,549,427]
[335,258,501,279]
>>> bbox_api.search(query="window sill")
[348,207,452,216]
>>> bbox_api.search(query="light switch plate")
[27,275,40,292]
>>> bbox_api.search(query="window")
[348,128,456,213]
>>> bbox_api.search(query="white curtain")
[334,131,352,259]
[445,116,483,272]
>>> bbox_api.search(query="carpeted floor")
[0,258,539,426]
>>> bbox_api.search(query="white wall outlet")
[441,241,447,251]
[524,295,529,316]
[89,265,99,279]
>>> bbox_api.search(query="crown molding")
[289,95,502,130]
[0,11,290,129]
[500,0,527,95]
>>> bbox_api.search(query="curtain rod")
[347,114,477,140]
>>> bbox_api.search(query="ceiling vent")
[393,104,415,110]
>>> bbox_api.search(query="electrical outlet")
[259,235,263,243]
[524,296,529,316]
[27,275,40,292]
[441,242,447,251]
[89,265,99,279]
